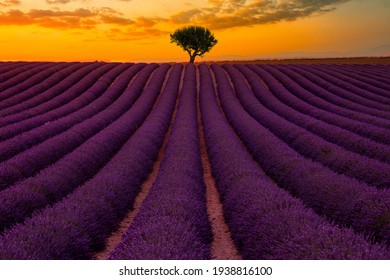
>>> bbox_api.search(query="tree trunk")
[189,55,196,63]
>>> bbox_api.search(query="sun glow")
[0,0,388,61]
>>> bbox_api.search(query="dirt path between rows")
[94,65,241,259]
[196,66,241,260]
[198,110,242,260]
[93,68,180,260]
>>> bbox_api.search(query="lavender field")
[0,61,390,260]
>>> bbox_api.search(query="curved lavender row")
[0,64,182,260]
[200,64,388,259]
[312,64,390,94]
[288,64,390,105]
[311,64,390,96]
[0,62,82,116]
[0,63,116,134]
[0,63,94,117]
[328,64,390,87]
[0,62,20,72]
[264,65,390,121]
[351,64,390,74]
[211,64,390,246]
[0,62,104,121]
[109,64,212,260]
[0,62,51,95]
[0,63,69,105]
[292,64,390,105]
[0,63,150,189]
[0,62,20,70]
[342,65,390,82]
[248,65,390,144]
[0,63,136,162]
[0,62,50,94]
[0,63,33,82]
[251,64,390,129]
[257,64,390,129]
[223,64,390,189]
[235,65,390,164]
[0,63,171,233]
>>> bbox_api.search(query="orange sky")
[0,0,389,62]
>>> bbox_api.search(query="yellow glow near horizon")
[0,0,388,62]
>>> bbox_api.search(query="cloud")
[135,16,167,28]
[46,0,72,4]
[0,0,350,39]
[170,9,203,25]
[28,8,96,18]
[0,7,136,29]
[45,0,132,3]
[0,5,168,41]
[170,0,350,29]
[0,0,20,7]
[105,27,169,41]
[100,14,134,25]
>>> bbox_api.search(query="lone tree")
[170,26,217,63]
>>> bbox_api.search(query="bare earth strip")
[95,65,241,260]
[197,68,242,260]
[93,68,181,260]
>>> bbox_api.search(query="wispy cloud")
[135,16,167,28]
[0,7,135,29]
[45,0,132,3]
[46,0,72,4]
[105,27,170,41]
[0,0,350,39]
[171,0,350,29]
[0,0,20,8]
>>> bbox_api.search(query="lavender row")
[311,64,390,94]
[253,64,390,129]
[0,63,151,190]
[211,64,390,247]
[200,64,388,259]
[321,64,390,91]
[0,62,34,83]
[0,63,116,135]
[0,63,95,117]
[248,65,390,145]
[286,65,390,107]
[0,64,182,260]
[0,63,136,162]
[235,65,390,165]
[0,62,20,71]
[109,63,212,260]
[308,64,390,96]
[263,65,390,122]
[0,63,69,105]
[0,63,171,233]
[324,64,390,89]
[290,65,389,105]
[344,65,390,82]
[283,64,390,126]
[344,64,390,77]
[0,62,21,73]
[0,62,51,95]
[223,64,390,189]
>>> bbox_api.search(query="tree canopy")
[170,26,218,63]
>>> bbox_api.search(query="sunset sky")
[0,0,389,62]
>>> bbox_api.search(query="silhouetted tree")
[170,26,218,63]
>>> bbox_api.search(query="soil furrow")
[197,66,242,260]
[93,66,181,260]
